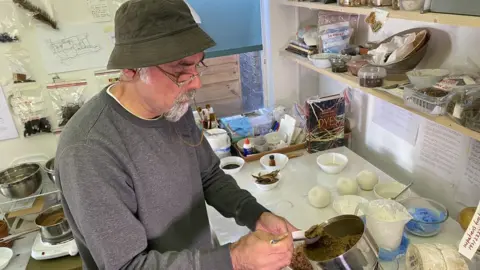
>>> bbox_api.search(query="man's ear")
[122,69,136,79]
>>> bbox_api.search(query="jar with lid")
[358,66,387,87]
[369,0,393,6]
[338,0,368,6]
[400,0,425,11]
[329,56,349,73]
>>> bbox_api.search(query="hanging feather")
[12,0,58,30]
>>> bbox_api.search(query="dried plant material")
[13,0,58,30]
[252,170,280,185]
[304,225,324,239]
[290,244,314,270]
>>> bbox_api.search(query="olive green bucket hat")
[107,0,216,69]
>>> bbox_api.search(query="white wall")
[0,0,117,169]
[266,1,480,218]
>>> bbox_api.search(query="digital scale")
[31,233,78,260]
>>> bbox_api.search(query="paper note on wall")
[86,0,112,22]
[455,139,480,206]
[415,121,470,183]
[36,23,112,74]
[0,86,18,141]
[458,200,480,260]
[372,98,421,145]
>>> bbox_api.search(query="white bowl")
[406,69,450,89]
[316,153,348,174]
[253,170,281,191]
[0,248,13,270]
[220,156,245,175]
[264,132,288,150]
[308,53,334,69]
[374,182,412,202]
[333,195,369,215]
[260,153,289,172]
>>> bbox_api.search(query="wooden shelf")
[280,50,480,141]
[283,1,480,28]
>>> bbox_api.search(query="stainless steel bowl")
[305,215,379,270]
[44,158,55,183]
[0,163,43,199]
[35,204,72,245]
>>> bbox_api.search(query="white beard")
[164,91,195,122]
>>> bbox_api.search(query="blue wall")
[188,0,263,58]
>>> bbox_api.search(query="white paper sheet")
[86,0,112,22]
[0,86,18,141]
[455,140,480,206]
[372,98,421,146]
[36,23,113,74]
[415,121,470,183]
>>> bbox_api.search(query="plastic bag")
[0,2,21,43]
[3,44,35,85]
[47,80,87,128]
[8,84,52,137]
[94,69,121,89]
[13,0,57,30]
[318,12,358,53]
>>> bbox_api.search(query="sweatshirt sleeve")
[190,118,269,231]
[57,144,233,270]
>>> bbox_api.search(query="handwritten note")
[372,98,421,145]
[455,140,480,206]
[86,0,112,22]
[0,87,18,141]
[416,121,469,183]
[459,200,480,259]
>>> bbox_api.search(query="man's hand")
[230,230,293,270]
[255,212,298,235]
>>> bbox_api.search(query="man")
[55,0,296,269]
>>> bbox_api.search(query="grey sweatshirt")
[55,87,268,270]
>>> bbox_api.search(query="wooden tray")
[234,143,306,162]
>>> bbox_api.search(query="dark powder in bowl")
[304,230,362,262]
[221,164,240,170]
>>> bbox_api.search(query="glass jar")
[338,0,368,6]
[392,0,400,9]
[358,66,387,87]
[370,0,393,6]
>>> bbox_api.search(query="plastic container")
[363,199,412,251]
[401,197,448,237]
[403,85,451,115]
[400,0,425,11]
[338,0,368,6]
[446,85,480,132]
[347,60,368,76]
[329,56,349,73]
[358,66,386,87]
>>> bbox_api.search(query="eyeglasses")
[156,61,208,88]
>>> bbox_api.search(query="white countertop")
[5,147,465,269]
[207,147,465,269]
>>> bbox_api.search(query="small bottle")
[269,155,276,166]
[243,138,254,156]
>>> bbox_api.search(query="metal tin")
[306,215,379,270]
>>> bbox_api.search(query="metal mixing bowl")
[0,163,43,199]
[44,158,55,183]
